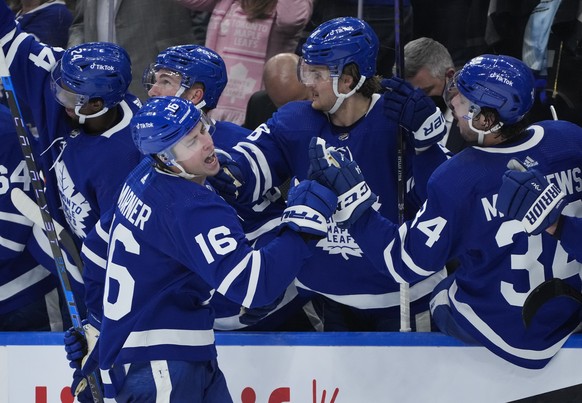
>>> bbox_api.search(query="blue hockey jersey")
[99,157,313,370]
[349,120,582,368]
[226,96,448,314]
[558,216,582,263]
[0,104,59,317]
[0,3,142,246]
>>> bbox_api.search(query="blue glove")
[71,369,96,403]
[63,319,100,397]
[239,292,285,326]
[382,77,446,151]
[207,149,245,201]
[281,177,337,237]
[497,158,565,235]
[308,137,376,229]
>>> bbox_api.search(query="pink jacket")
[175,0,313,124]
[176,0,313,58]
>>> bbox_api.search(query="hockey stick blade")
[522,278,582,328]
[11,187,84,274]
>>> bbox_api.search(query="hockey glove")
[71,369,95,403]
[281,177,337,237]
[239,292,285,326]
[308,137,376,229]
[207,149,245,201]
[64,319,100,396]
[382,77,446,152]
[497,158,565,235]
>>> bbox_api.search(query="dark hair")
[479,108,530,142]
[343,64,382,98]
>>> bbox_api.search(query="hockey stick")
[0,51,103,402]
[522,278,582,328]
[394,0,411,332]
[11,187,84,273]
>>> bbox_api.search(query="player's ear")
[184,86,204,105]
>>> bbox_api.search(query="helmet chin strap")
[466,111,503,145]
[169,159,202,180]
[327,75,366,114]
[74,105,109,124]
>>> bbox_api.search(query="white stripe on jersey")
[0,264,51,300]
[123,329,215,349]
[295,269,446,310]
[151,360,171,403]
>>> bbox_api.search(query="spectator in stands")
[68,0,206,101]
[176,0,314,125]
[244,52,310,130]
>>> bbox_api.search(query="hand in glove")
[383,76,446,152]
[497,158,565,235]
[63,319,100,397]
[207,149,245,200]
[281,177,337,238]
[308,137,376,228]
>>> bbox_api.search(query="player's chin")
[310,100,325,111]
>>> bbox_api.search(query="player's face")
[447,91,481,142]
[145,68,183,97]
[171,121,219,181]
[301,65,337,111]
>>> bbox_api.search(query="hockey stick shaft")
[11,187,85,273]
[394,0,411,332]
[0,52,103,402]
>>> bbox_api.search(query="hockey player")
[210,16,449,331]
[78,45,297,333]
[145,45,312,330]
[0,1,142,250]
[96,96,336,400]
[308,54,582,368]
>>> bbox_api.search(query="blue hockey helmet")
[143,45,227,109]
[301,17,378,78]
[453,54,535,125]
[51,42,132,109]
[132,96,202,158]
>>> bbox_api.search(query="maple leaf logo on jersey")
[316,199,382,260]
[56,161,91,239]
